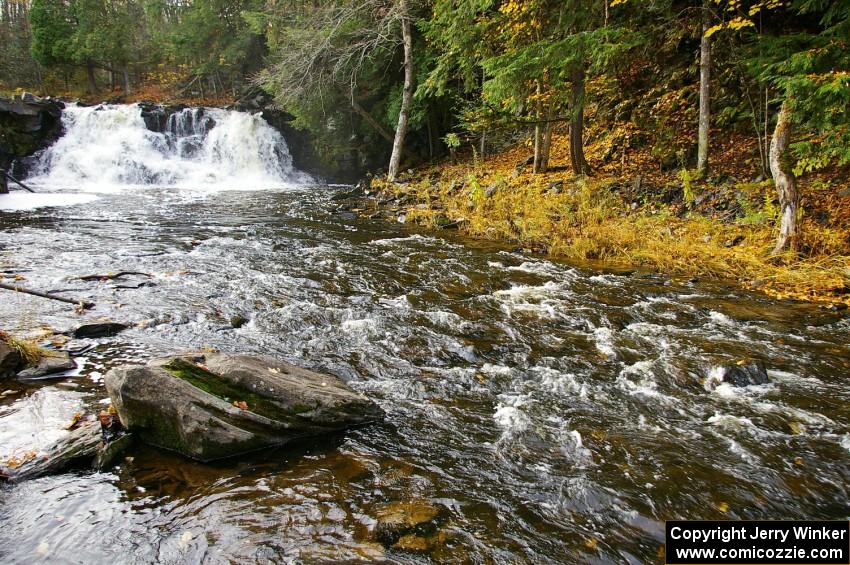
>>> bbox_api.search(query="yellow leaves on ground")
[376,114,850,307]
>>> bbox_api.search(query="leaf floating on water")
[717,502,729,513]
[233,400,248,410]
[268,367,281,374]
[584,538,598,550]
[794,457,805,466]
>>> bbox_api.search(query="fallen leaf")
[64,412,83,430]
[717,502,729,513]
[233,400,248,410]
[268,367,280,374]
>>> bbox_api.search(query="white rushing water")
[25,103,311,194]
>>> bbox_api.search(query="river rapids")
[0,104,848,563]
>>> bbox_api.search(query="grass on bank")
[0,329,62,366]
[372,134,850,306]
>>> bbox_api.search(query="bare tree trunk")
[570,67,590,175]
[532,81,543,173]
[387,0,413,182]
[769,100,799,254]
[123,67,131,95]
[479,67,487,159]
[539,103,554,173]
[351,99,395,144]
[86,62,98,94]
[427,117,434,160]
[697,0,711,175]
[764,87,771,178]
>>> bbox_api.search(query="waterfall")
[29,104,311,191]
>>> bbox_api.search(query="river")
[0,104,848,564]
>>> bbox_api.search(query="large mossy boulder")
[104,352,384,461]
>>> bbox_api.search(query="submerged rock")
[374,499,445,545]
[104,352,384,461]
[72,322,130,338]
[16,352,76,380]
[722,360,769,387]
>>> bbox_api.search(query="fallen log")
[78,271,152,281]
[0,281,95,309]
[0,169,36,193]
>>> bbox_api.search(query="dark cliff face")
[0,95,65,176]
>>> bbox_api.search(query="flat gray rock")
[16,353,76,380]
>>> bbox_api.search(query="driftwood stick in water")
[1,169,36,193]
[0,282,95,309]
[78,271,152,281]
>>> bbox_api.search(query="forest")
[2,0,849,301]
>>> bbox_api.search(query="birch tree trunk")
[387,0,413,182]
[697,0,711,175]
[769,100,799,254]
